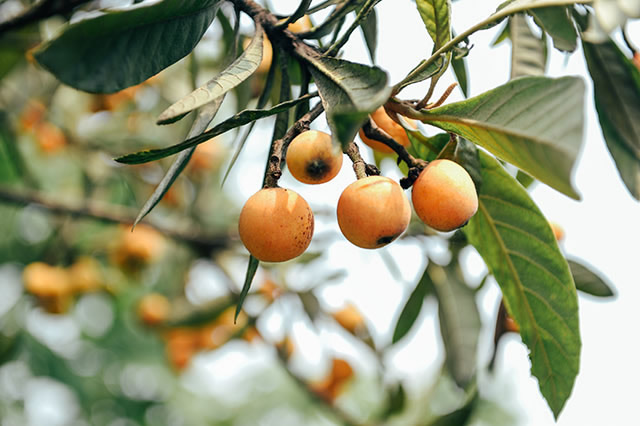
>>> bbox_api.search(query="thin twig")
[324,0,378,57]
[343,140,377,179]
[361,119,426,169]
[0,185,230,252]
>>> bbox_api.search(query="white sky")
[221,1,640,425]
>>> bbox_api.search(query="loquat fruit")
[68,256,102,293]
[358,106,417,153]
[22,262,73,314]
[332,303,365,334]
[34,122,67,153]
[287,15,312,33]
[337,176,411,249]
[112,224,166,270]
[286,130,343,184]
[238,187,314,262]
[138,292,171,326]
[411,159,478,232]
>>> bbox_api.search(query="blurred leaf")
[280,0,312,26]
[382,382,406,419]
[432,264,481,388]
[418,76,584,199]
[166,298,233,327]
[306,55,390,148]
[568,259,615,298]
[133,98,224,227]
[416,0,451,51]
[464,152,580,418]
[529,6,577,52]
[300,2,358,39]
[0,112,22,183]
[510,14,545,79]
[516,169,535,188]
[33,0,221,93]
[582,37,640,200]
[236,255,259,321]
[299,291,321,320]
[392,265,435,344]
[491,20,511,46]
[115,93,316,164]
[359,7,378,62]
[428,390,478,426]
[157,27,264,124]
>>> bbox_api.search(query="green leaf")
[464,152,580,418]
[510,14,545,79]
[236,255,259,321]
[280,0,312,27]
[428,390,478,426]
[306,55,391,148]
[568,259,615,298]
[115,93,315,164]
[392,265,434,344]
[529,6,577,52]
[33,0,221,93]
[416,0,452,51]
[157,27,264,124]
[359,7,378,62]
[491,20,511,46]
[431,264,481,388]
[418,76,584,199]
[382,382,406,419]
[133,98,223,227]
[394,56,445,92]
[582,38,640,200]
[451,51,468,97]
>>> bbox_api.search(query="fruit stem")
[263,102,324,188]
[344,140,377,179]
[361,118,427,170]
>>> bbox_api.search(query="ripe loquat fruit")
[332,303,365,334]
[287,15,312,33]
[68,257,102,293]
[412,159,478,232]
[112,224,166,270]
[358,106,417,153]
[286,130,343,184]
[238,187,314,262]
[34,122,67,153]
[337,176,411,249]
[22,262,73,314]
[138,292,171,326]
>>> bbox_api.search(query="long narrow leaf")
[392,265,434,344]
[157,27,264,124]
[510,14,545,79]
[133,98,224,227]
[235,255,259,321]
[115,93,316,164]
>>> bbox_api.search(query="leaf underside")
[464,152,580,418]
[419,76,584,199]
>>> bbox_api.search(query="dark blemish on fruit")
[377,234,399,246]
[306,158,329,180]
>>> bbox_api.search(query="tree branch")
[0,185,229,252]
[0,0,92,36]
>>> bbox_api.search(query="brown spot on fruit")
[286,130,343,184]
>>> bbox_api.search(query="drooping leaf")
[157,27,264,124]
[491,20,511,46]
[464,152,580,418]
[33,0,221,93]
[305,55,391,148]
[510,14,545,79]
[582,38,640,200]
[568,259,615,298]
[392,265,435,344]
[451,50,469,97]
[395,56,445,92]
[235,255,259,321]
[359,7,378,62]
[133,98,224,227]
[529,6,577,52]
[279,0,312,27]
[416,0,452,51]
[431,264,481,388]
[418,76,584,199]
[115,93,316,164]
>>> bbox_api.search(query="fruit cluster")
[238,108,479,263]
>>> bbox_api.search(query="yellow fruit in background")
[112,224,166,270]
[332,303,365,334]
[22,262,73,314]
[238,187,314,262]
[287,15,312,33]
[337,176,411,249]
[549,221,565,242]
[35,122,67,153]
[138,293,171,326]
[69,257,102,293]
[19,100,46,131]
[412,159,478,232]
[286,130,343,184]
[358,107,417,153]
[189,138,224,173]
